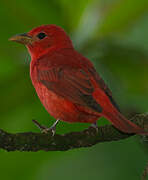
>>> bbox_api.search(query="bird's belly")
[34,82,98,123]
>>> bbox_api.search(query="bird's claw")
[32,119,59,136]
[41,126,56,136]
[89,122,98,133]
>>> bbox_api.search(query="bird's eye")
[37,32,47,40]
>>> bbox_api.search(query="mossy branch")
[0,114,148,152]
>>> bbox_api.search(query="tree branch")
[0,114,148,152]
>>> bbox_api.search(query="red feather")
[12,24,147,134]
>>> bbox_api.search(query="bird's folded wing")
[38,67,102,113]
[88,67,120,112]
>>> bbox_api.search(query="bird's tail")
[103,110,147,135]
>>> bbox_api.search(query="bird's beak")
[9,33,33,45]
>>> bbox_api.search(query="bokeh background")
[0,0,148,179]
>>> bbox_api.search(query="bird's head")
[9,25,73,59]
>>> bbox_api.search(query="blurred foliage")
[0,0,148,179]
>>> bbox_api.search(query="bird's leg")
[89,122,98,132]
[32,119,59,136]
[46,119,59,135]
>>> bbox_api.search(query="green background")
[0,0,148,179]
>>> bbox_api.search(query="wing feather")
[38,67,102,113]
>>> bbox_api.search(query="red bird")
[10,25,146,134]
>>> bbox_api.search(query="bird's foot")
[89,122,98,133]
[32,119,59,136]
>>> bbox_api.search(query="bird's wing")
[38,66,102,113]
[87,67,120,112]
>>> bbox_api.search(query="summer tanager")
[9,24,146,134]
